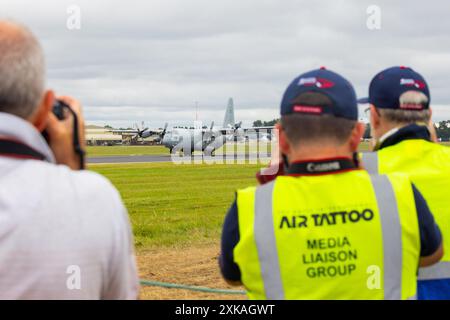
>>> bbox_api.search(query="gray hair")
[377,91,431,124]
[0,20,45,119]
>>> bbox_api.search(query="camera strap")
[287,157,358,176]
[0,138,46,161]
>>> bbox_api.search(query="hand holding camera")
[45,96,86,170]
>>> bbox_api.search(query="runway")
[88,154,271,164]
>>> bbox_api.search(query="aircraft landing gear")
[204,147,215,157]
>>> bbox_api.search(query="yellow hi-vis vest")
[362,139,450,281]
[234,170,420,300]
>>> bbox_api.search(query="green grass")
[359,141,370,152]
[91,162,261,249]
[87,145,167,157]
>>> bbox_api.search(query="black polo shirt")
[219,157,442,282]
[378,123,431,150]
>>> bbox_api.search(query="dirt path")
[137,244,246,300]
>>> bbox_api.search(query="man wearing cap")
[361,66,450,300]
[219,68,442,300]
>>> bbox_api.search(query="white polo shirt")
[0,113,139,299]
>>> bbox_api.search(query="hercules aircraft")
[161,98,274,156]
[110,98,274,155]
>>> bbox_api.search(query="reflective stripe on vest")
[254,175,403,300]
[419,261,450,280]
[362,152,379,174]
[254,181,284,300]
[369,175,402,300]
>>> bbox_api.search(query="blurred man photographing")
[220,67,442,299]
[0,20,139,299]
[361,66,450,299]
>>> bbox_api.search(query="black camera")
[42,100,69,141]
[52,100,69,120]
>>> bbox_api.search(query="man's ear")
[30,90,55,132]
[427,107,439,142]
[349,122,365,152]
[276,122,291,156]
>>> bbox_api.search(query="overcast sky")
[2,0,450,128]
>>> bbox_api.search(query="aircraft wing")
[242,126,275,131]
[108,129,164,135]
[143,129,165,135]
[215,126,275,135]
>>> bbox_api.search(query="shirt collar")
[377,123,431,150]
[0,112,55,163]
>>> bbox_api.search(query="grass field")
[87,145,167,157]
[91,162,261,249]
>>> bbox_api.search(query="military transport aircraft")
[110,98,275,156]
[160,98,274,155]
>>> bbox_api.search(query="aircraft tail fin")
[223,97,235,128]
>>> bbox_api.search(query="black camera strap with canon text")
[287,157,358,176]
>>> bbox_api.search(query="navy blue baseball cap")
[359,66,430,110]
[280,67,358,120]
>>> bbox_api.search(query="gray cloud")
[2,0,450,127]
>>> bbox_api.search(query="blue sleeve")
[413,184,442,257]
[219,199,241,281]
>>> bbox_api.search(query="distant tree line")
[253,119,279,127]
[103,125,133,130]
[435,121,450,141]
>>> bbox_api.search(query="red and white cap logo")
[400,78,426,89]
[298,77,335,89]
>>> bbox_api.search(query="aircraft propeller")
[159,123,168,140]
[133,122,149,140]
